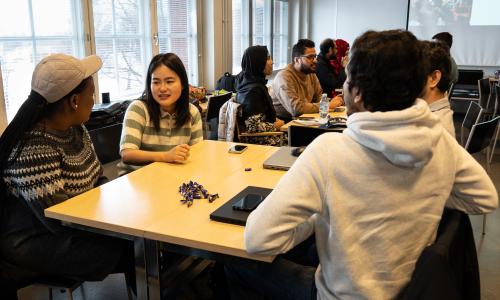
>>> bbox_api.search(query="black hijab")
[241,45,269,78]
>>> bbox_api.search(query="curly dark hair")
[421,41,452,93]
[432,32,453,48]
[142,53,190,130]
[347,30,428,112]
[292,39,315,59]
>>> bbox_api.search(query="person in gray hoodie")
[226,30,498,300]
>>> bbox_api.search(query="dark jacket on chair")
[399,209,480,300]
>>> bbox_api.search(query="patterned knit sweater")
[3,124,103,232]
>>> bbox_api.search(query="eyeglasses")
[301,54,317,60]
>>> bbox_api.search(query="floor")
[17,122,500,300]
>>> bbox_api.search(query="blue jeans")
[225,236,318,300]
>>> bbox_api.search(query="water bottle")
[319,93,329,123]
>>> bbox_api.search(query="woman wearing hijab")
[235,45,284,145]
[330,39,349,77]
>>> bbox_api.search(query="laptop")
[210,186,272,226]
[263,146,299,171]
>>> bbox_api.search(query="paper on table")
[293,119,322,126]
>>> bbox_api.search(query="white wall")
[311,0,408,46]
[309,0,498,75]
[0,63,7,134]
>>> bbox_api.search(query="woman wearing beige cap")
[0,54,134,297]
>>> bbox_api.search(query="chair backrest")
[206,92,232,121]
[235,106,246,139]
[462,101,483,131]
[477,78,491,109]
[88,123,123,164]
[288,125,333,147]
[446,82,454,98]
[399,209,480,300]
[495,83,500,116]
[465,116,500,154]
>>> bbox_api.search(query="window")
[156,0,199,85]
[93,0,151,102]
[0,0,85,121]
[0,0,199,121]
[272,0,288,69]
[232,0,250,74]
[252,0,271,48]
[231,0,289,74]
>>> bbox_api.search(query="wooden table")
[280,107,348,132]
[45,140,285,300]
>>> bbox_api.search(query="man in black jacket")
[316,38,347,97]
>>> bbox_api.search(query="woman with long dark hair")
[235,45,284,146]
[119,53,203,175]
[0,54,134,298]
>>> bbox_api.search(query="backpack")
[215,72,238,92]
[84,100,131,131]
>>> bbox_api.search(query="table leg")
[145,239,162,300]
[132,237,148,300]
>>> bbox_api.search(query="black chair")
[488,84,500,164]
[460,101,483,146]
[204,92,232,140]
[477,78,493,114]
[465,116,500,173]
[446,82,454,98]
[88,123,123,164]
[0,258,133,300]
[399,209,480,300]
[288,125,343,147]
[36,276,83,300]
[0,259,38,300]
[464,116,500,235]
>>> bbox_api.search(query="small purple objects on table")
[179,181,219,207]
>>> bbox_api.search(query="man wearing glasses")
[271,39,338,121]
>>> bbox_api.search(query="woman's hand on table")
[165,144,191,163]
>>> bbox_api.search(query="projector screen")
[408,0,500,67]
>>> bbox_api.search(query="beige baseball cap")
[31,53,102,103]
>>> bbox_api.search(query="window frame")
[231,0,289,74]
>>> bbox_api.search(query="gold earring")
[75,105,78,110]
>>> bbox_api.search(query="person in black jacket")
[316,38,347,98]
[235,45,284,145]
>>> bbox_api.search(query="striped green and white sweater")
[3,125,103,231]
[118,100,203,174]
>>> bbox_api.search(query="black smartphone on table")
[232,194,264,211]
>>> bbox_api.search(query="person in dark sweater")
[316,38,347,98]
[0,54,135,299]
[235,45,284,145]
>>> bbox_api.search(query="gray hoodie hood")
[344,99,442,168]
